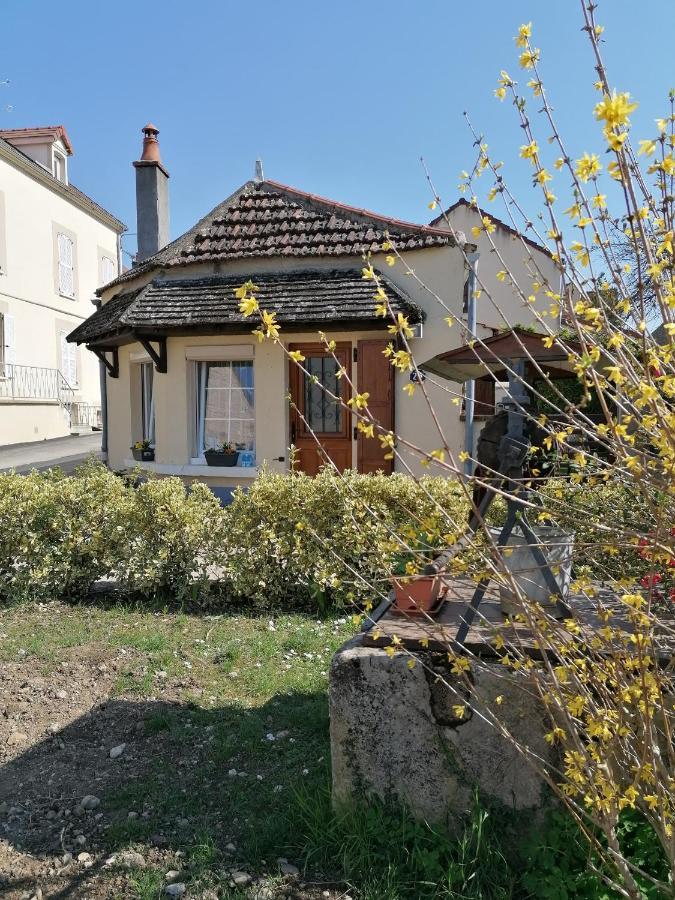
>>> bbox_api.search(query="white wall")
[0,151,121,445]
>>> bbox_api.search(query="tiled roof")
[68,269,423,346]
[0,125,74,155]
[103,180,452,290]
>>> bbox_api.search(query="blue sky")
[2,1,673,261]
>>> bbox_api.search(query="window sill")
[123,459,259,478]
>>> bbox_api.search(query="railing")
[0,362,74,404]
[71,401,102,429]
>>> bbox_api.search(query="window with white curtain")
[195,360,254,455]
[57,232,75,298]
[141,361,155,445]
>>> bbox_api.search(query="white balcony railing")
[0,362,74,404]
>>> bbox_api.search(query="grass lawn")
[0,600,355,899]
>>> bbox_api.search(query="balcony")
[0,363,100,432]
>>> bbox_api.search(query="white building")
[0,125,125,446]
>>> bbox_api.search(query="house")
[0,125,125,445]
[68,126,553,489]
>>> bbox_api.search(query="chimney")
[133,123,169,263]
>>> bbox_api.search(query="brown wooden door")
[357,339,395,474]
[289,342,353,475]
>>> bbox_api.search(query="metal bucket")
[489,525,574,617]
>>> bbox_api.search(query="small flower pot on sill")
[131,448,155,462]
[204,449,239,467]
[392,575,443,615]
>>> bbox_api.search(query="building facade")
[0,126,125,445]
[69,127,558,492]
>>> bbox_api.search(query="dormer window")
[53,149,67,184]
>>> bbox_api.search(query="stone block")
[330,635,557,827]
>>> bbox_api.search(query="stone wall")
[330,635,558,828]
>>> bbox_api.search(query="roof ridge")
[260,179,449,236]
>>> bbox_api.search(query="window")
[141,361,155,445]
[195,360,254,455]
[60,330,77,386]
[57,232,75,298]
[100,255,116,286]
[304,355,342,433]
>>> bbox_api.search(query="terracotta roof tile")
[103,180,452,290]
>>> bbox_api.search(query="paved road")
[0,433,103,474]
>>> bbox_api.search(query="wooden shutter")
[58,233,74,298]
[474,377,495,418]
[357,339,395,475]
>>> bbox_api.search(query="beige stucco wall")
[102,233,542,482]
[0,401,70,444]
[439,203,562,326]
[0,150,121,445]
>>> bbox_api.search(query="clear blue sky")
[2,1,673,261]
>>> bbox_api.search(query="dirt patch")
[0,607,347,899]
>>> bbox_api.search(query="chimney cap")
[138,122,162,164]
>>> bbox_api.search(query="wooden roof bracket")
[136,335,167,373]
[90,346,119,379]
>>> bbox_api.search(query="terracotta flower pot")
[392,575,442,614]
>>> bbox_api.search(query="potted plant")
[204,441,239,467]
[131,439,155,462]
[390,535,443,615]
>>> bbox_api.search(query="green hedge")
[0,462,652,610]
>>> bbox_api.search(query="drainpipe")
[91,297,108,462]
[464,251,480,476]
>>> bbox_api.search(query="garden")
[0,464,670,898]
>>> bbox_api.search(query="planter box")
[392,575,442,615]
[131,448,155,462]
[204,450,239,467]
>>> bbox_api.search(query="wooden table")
[362,578,675,663]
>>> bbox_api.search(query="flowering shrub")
[223,468,469,610]
[0,461,130,603]
[113,476,225,604]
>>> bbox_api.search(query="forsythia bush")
[223,468,469,609]
[0,462,130,602]
[113,477,225,603]
[0,462,652,610]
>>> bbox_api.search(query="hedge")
[0,462,652,611]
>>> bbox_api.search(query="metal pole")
[464,251,479,475]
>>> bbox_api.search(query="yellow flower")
[234,280,258,299]
[361,265,375,280]
[519,48,540,69]
[575,152,602,182]
[594,91,638,128]
[452,705,466,719]
[238,295,259,317]
[347,392,370,410]
[520,141,539,161]
[496,270,507,282]
[515,22,532,47]
[385,255,396,267]
[591,194,606,209]
[494,86,506,101]
[458,450,469,462]
[288,349,305,363]
[638,139,657,157]
[428,199,437,210]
